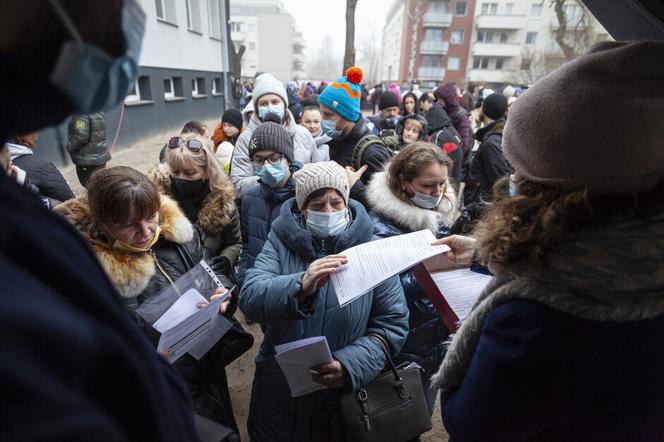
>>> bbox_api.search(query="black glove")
[208,255,232,278]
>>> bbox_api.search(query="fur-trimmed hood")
[366,171,459,233]
[55,193,194,298]
[149,163,237,236]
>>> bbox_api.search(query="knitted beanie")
[482,93,508,120]
[252,73,289,107]
[379,91,400,110]
[504,41,664,195]
[221,109,243,131]
[294,161,350,209]
[319,67,363,122]
[249,122,294,162]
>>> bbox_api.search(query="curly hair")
[474,176,594,273]
[386,141,455,207]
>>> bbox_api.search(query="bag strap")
[351,134,383,171]
[367,333,401,383]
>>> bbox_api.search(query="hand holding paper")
[300,255,348,300]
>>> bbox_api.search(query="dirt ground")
[58,133,449,441]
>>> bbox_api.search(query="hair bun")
[345,67,363,85]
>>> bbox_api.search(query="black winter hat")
[222,109,243,131]
[379,91,400,110]
[249,122,293,162]
[482,93,508,120]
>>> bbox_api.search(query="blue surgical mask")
[48,0,146,113]
[409,184,443,209]
[321,119,342,139]
[258,105,285,121]
[255,162,287,186]
[306,209,349,238]
[509,174,519,197]
[384,117,398,127]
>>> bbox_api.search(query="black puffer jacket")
[8,143,74,202]
[66,113,110,166]
[328,119,392,207]
[463,119,511,207]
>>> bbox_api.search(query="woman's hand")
[424,235,477,272]
[197,287,232,315]
[310,360,347,389]
[300,255,348,300]
[345,164,368,188]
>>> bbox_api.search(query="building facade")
[229,0,306,80]
[37,0,232,165]
[379,0,477,88]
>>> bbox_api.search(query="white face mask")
[306,209,349,238]
[409,184,443,209]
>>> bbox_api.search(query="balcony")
[420,40,449,54]
[472,42,522,57]
[550,16,588,30]
[423,12,453,27]
[467,69,509,84]
[293,52,306,63]
[475,14,526,30]
[418,66,446,80]
[230,30,244,42]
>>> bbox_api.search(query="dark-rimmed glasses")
[251,153,285,167]
[167,136,203,152]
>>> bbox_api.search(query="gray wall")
[34,66,227,165]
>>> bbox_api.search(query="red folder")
[413,263,460,332]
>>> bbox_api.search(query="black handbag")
[339,334,432,442]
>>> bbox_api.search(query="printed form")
[431,269,492,321]
[331,229,450,306]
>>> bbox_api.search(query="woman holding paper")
[366,141,458,416]
[432,42,664,441]
[240,161,409,442]
[55,166,242,434]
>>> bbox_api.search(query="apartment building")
[229,0,306,80]
[379,0,477,88]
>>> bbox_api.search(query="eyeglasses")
[251,153,284,167]
[167,136,203,152]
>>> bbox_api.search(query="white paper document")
[331,229,450,306]
[153,289,208,333]
[431,269,492,321]
[274,336,333,398]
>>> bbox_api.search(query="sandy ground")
[58,133,449,441]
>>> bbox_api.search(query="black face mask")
[170,177,210,223]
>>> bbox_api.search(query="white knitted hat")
[252,73,289,107]
[294,161,350,209]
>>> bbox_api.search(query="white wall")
[138,0,226,72]
[380,2,405,82]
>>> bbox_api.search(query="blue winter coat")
[239,198,409,442]
[442,299,664,441]
[236,162,301,285]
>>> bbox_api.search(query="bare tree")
[405,0,425,82]
[343,0,359,73]
[356,18,381,84]
[549,0,608,61]
[309,36,343,81]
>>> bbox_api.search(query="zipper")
[149,248,180,295]
[320,239,327,255]
[360,397,412,431]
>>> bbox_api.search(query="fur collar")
[55,193,193,299]
[366,171,459,233]
[149,164,237,235]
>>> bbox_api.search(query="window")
[491,3,498,14]
[421,55,442,68]
[450,29,464,44]
[500,31,509,42]
[525,31,538,44]
[230,22,242,32]
[447,56,461,71]
[249,42,256,51]
[186,0,202,33]
[125,76,153,103]
[521,57,532,70]
[505,2,514,15]
[192,77,206,97]
[477,30,494,42]
[248,23,256,32]
[495,58,504,69]
[455,0,468,16]
[208,0,221,39]
[472,57,490,70]
[481,57,489,69]
[155,0,177,24]
[530,3,542,17]
[164,77,183,100]
[481,3,498,14]
[428,0,447,13]
[425,28,443,41]
[212,77,222,95]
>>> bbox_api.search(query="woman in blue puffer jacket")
[367,141,459,415]
[240,161,409,442]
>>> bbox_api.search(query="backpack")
[351,134,395,171]
[451,107,473,153]
[431,125,462,155]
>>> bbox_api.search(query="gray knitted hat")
[294,161,350,209]
[252,73,289,106]
[249,122,294,162]
[503,41,664,195]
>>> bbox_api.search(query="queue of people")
[2,0,664,440]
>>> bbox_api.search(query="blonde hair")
[166,134,235,198]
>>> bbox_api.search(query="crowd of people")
[2,1,664,441]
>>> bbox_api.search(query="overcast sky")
[280,0,390,58]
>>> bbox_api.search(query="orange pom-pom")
[346,66,363,85]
